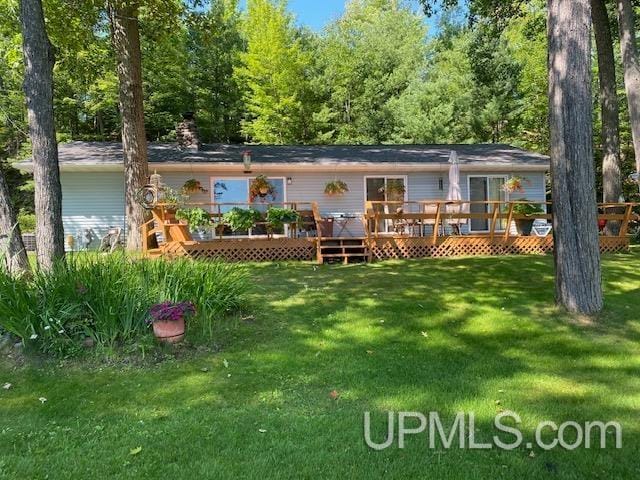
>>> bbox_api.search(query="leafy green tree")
[186,0,244,143]
[389,25,474,143]
[468,22,523,143]
[317,0,428,144]
[141,12,191,140]
[502,1,548,152]
[235,0,317,144]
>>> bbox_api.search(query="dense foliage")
[0,255,250,357]
[1,0,639,203]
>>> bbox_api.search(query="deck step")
[317,237,369,264]
[318,236,367,241]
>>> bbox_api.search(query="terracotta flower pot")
[152,318,185,343]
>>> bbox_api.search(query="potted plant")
[222,207,262,232]
[502,176,530,194]
[160,187,187,212]
[379,181,406,196]
[324,180,349,196]
[181,179,208,194]
[249,175,276,201]
[175,207,213,232]
[266,207,300,230]
[147,301,196,344]
[511,200,545,236]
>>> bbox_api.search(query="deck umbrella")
[447,150,462,202]
[446,151,465,234]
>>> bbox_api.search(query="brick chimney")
[176,112,201,150]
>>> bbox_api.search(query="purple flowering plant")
[147,301,196,325]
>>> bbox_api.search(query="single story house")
[17,139,550,243]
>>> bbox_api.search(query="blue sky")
[238,1,449,35]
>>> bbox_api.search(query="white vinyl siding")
[59,169,547,241]
[60,172,125,245]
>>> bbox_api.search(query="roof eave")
[19,161,549,173]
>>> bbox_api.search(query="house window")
[211,177,286,212]
[210,177,286,236]
[468,175,507,232]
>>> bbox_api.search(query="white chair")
[532,219,552,237]
[445,202,469,235]
[422,203,439,235]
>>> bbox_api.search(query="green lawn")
[1,251,640,479]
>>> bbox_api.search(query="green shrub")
[266,207,300,229]
[0,254,250,357]
[511,201,544,216]
[222,207,262,231]
[175,207,213,232]
[18,212,36,233]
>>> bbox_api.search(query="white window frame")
[209,176,288,238]
[363,175,409,235]
[466,174,509,233]
[209,176,288,204]
[363,175,409,205]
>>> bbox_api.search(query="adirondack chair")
[99,227,122,253]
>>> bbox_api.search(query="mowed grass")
[1,250,640,479]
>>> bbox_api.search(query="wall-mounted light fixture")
[242,150,252,173]
[286,177,293,185]
[438,177,444,191]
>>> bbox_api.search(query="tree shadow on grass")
[1,253,639,478]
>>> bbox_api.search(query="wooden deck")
[142,201,637,264]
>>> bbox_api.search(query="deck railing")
[364,200,638,241]
[141,201,319,250]
[141,199,638,253]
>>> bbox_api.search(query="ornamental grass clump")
[0,254,250,357]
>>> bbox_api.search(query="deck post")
[619,204,634,237]
[489,202,500,241]
[503,203,514,241]
[432,202,441,245]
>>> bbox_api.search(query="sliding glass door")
[365,176,407,233]
[468,176,506,231]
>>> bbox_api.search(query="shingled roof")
[19,141,549,168]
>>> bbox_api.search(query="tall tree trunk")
[20,0,65,271]
[547,0,603,315]
[617,0,640,177]
[0,171,31,276]
[108,1,149,250]
[592,0,622,235]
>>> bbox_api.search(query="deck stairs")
[317,237,370,264]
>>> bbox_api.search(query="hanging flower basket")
[502,176,530,194]
[382,181,406,196]
[324,180,349,196]
[181,179,208,195]
[249,175,276,202]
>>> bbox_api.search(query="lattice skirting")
[369,235,629,260]
[159,238,316,262]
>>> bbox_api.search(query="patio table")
[324,213,360,237]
